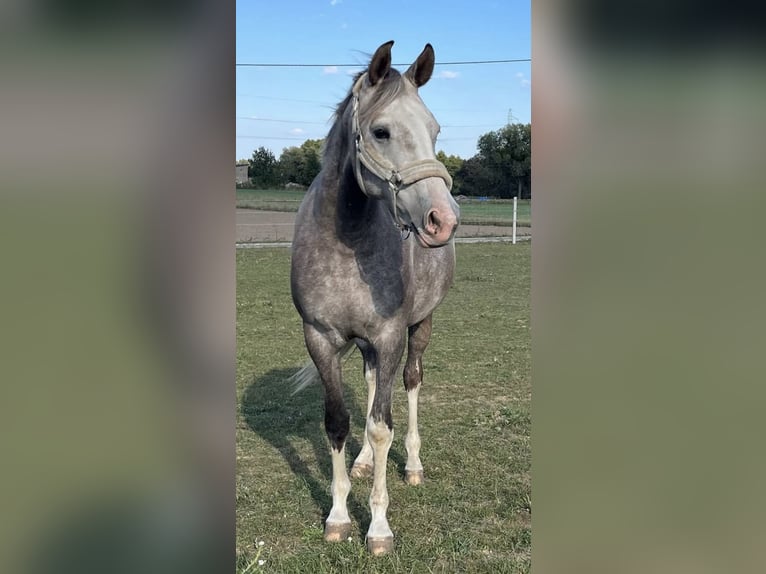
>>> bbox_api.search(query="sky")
[236,0,530,161]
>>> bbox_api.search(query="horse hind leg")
[402,315,433,485]
[350,343,376,479]
[303,324,352,542]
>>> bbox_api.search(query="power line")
[236,58,530,68]
[237,135,316,141]
[237,135,480,142]
[237,94,332,105]
[444,124,502,128]
[237,116,328,125]
[237,116,500,129]
[437,137,483,141]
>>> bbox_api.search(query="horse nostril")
[427,209,441,232]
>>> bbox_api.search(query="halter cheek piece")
[350,73,453,236]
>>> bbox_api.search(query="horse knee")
[367,417,393,445]
[403,358,423,391]
[325,408,350,451]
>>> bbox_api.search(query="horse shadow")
[241,366,407,530]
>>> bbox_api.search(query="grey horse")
[290,40,460,555]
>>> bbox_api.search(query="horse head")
[349,41,460,247]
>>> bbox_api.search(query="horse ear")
[368,40,394,85]
[405,43,435,87]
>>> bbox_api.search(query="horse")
[290,40,460,555]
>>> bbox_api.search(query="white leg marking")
[366,417,394,551]
[325,445,351,540]
[351,364,376,476]
[404,385,423,474]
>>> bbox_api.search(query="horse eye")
[372,127,390,140]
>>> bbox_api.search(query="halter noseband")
[350,73,453,234]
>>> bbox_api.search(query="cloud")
[323,66,339,75]
[290,128,304,135]
[516,72,531,89]
[330,0,341,5]
[436,70,459,79]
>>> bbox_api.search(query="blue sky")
[236,0,530,160]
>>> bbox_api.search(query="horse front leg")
[350,344,376,479]
[365,334,404,555]
[402,315,432,485]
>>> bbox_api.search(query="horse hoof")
[366,536,394,555]
[404,469,424,485]
[350,463,373,478]
[324,522,352,542]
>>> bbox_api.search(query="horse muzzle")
[402,181,459,247]
[422,206,458,246]
[412,200,457,247]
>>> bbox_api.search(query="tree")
[455,155,494,197]
[277,138,324,187]
[476,123,531,198]
[436,151,465,194]
[277,147,303,185]
[248,147,279,188]
[298,139,323,186]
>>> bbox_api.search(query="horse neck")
[316,124,376,230]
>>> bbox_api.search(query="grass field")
[236,243,531,573]
[236,189,531,227]
[456,200,531,227]
[236,189,306,212]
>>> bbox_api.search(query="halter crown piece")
[350,73,453,234]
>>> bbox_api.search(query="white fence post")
[512,196,518,244]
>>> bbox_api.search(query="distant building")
[236,162,249,184]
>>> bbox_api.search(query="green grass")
[236,189,531,227]
[456,199,531,227]
[236,243,531,573]
[236,189,306,212]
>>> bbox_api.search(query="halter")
[350,73,453,235]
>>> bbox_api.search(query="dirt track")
[236,209,530,243]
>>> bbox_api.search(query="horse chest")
[317,254,406,325]
[407,242,455,320]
